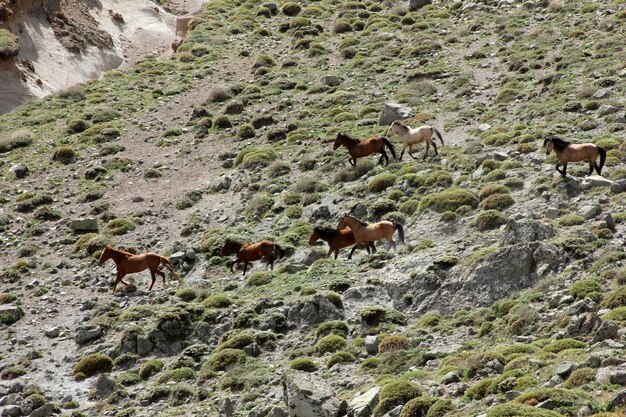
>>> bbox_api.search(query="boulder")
[9,163,28,179]
[592,320,619,343]
[598,105,619,116]
[348,387,380,417]
[287,294,343,326]
[567,312,601,336]
[74,325,104,345]
[321,75,342,86]
[581,176,613,190]
[44,327,61,338]
[1,406,21,417]
[442,371,461,383]
[210,176,232,192]
[609,371,626,385]
[554,362,575,378]
[379,102,415,126]
[309,206,331,222]
[500,220,555,245]
[263,3,279,15]
[578,205,598,220]
[607,390,626,411]
[364,336,378,355]
[591,89,610,99]
[0,306,23,323]
[283,371,347,417]
[92,374,116,399]
[409,0,432,11]
[30,403,56,417]
[610,179,626,194]
[70,218,98,232]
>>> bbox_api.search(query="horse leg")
[432,141,438,156]
[380,149,389,166]
[594,162,601,175]
[555,163,563,176]
[334,249,339,260]
[242,262,248,276]
[149,271,156,291]
[365,245,370,254]
[327,248,333,258]
[562,163,568,177]
[409,145,417,160]
[349,157,356,167]
[112,271,126,294]
[348,245,358,260]
[156,269,166,287]
[423,142,430,159]
[230,259,237,272]
[399,145,405,160]
[587,163,594,176]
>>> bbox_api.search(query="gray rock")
[74,325,104,345]
[92,374,116,399]
[505,391,521,400]
[554,362,575,377]
[591,89,610,99]
[287,294,343,326]
[575,405,593,417]
[442,371,461,384]
[169,251,186,264]
[283,371,347,417]
[44,327,60,338]
[409,0,432,11]
[9,163,28,179]
[545,207,559,220]
[379,102,415,126]
[477,124,491,132]
[266,407,288,417]
[500,220,555,245]
[348,386,380,417]
[579,205,598,220]
[70,218,98,232]
[321,76,342,87]
[609,371,626,385]
[581,175,613,190]
[262,3,278,15]
[1,405,21,417]
[568,312,601,336]
[598,105,619,116]
[607,390,626,411]
[221,398,235,417]
[303,249,327,266]
[210,176,232,192]
[350,203,368,219]
[611,179,626,194]
[381,405,402,417]
[596,368,612,384]
[136,334,153,356]
[604,212,616,230]
[593,320,619,343]
[30,403,55,417]
[364,336,378,355]
[310,206,331,222]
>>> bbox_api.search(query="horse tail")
[160,256,181,281]
[273,243,286,260]
[597,146,606,174]
[431,127,444,146]
[382,137,397,161]
[393,222,405,244]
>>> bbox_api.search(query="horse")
[98,245,180,294]
[543,136,606,177]
[309,227,376,259]
[220,239,286,275]
[336,215,405,260]
[386,121,444,160]
[333,133,397,166]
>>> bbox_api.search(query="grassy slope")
[0,0,625,416]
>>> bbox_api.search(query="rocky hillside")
[1,0,626,416]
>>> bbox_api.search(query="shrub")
[282,2,301,16]
[104,219,135,235]
[426,399,453,417]
[235,147,277,169]
[420,189,478,212]
[202,349,247,373]
[315,335,347,354]
[74,354,113,377]
[1,366,27,379]
[158,367,195,384]
[327,351,356,367]
[238,124,256,139]
[369,174,398,192]
[326,292,343,309]
[246,195,274,217]
[316,321,349,338]
[0,293,17,304]
[543,338,586,353]
[486,403,564,417]
[418,313,440,327]
[433,256,458,268]
[252,54,276,68]
[400,199,420,215]
[213,115,232,128]
[569,279,602,299]
[374,381,422,416]
[333,20,353,33]
[202,294,232,309]
[0,129,33,152]
[33,206,61,221]
[399,397,438,417]
[290,358,318,372]
[601,306,626,322]
[476,210,508,231]
[67,119,90,134]
[361,358,381,370]
[139,359,164,380]
[207,87,232,103]
[218,332,254,351]
[559,215,585,226]
[378,335,409,353]
[247,272,272,286]
[564,367,595,388]
[53,146,77,163]
[360,306,387,326]
[479,193,514,211]
[466,377,493,400]
[600,287,626,309]
[117,372,140,386]
[176,288,196,301]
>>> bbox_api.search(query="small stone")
[598,105,619,116]
[591,89,610,99]
[610,179,626,194]
[477,123,491,132]
[44,327,61,338]
[505,391,521,400]
[555,362,575,378]
[9,163,28,179]
[578,205,598,220]
[609,371,626,385]
[593,320,619,343]
[581,175,613,190]
[604,213,616,230]
[442,371,461,384]
[70,218,98,232]
[169,251,186,264]
[30,403,55,417]
[74,325,104,345]
[93,374,116,399]
[607,390,626,411]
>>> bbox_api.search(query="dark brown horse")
[220,239,286,275]
[98,245,180,293]
[333,133,397,166]
[543,136,606,177]
[309,227,376,259]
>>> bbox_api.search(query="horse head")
[98,244,112,264]
[333,133,345,150]
[309,228,320,245]
[220,239,241,256]
[543,137,554,155]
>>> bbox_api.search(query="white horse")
[386,121,444,160]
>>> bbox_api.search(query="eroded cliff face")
[0,0,177,114]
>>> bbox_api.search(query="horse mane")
[343,215,367,226]
[108,246,134,256]
[547,136,571,151]
[338,133,359,143]
[394,121,409,130]
[314,227,340,239]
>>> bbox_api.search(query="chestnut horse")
[337,215,405,260]
[543,136,606,177]
[309,227,376,259]
[98,245,180,293]
[220,239,286,275]
[386,121,444,160]
[333,133,397,166]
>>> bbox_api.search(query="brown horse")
[220,239,286,275]
[333,133,397,166]
[309,227,376,259]
[98,245,180,293]
[543,136,606,177]
[337,215,405,260]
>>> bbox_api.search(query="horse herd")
[98,121,608,293]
